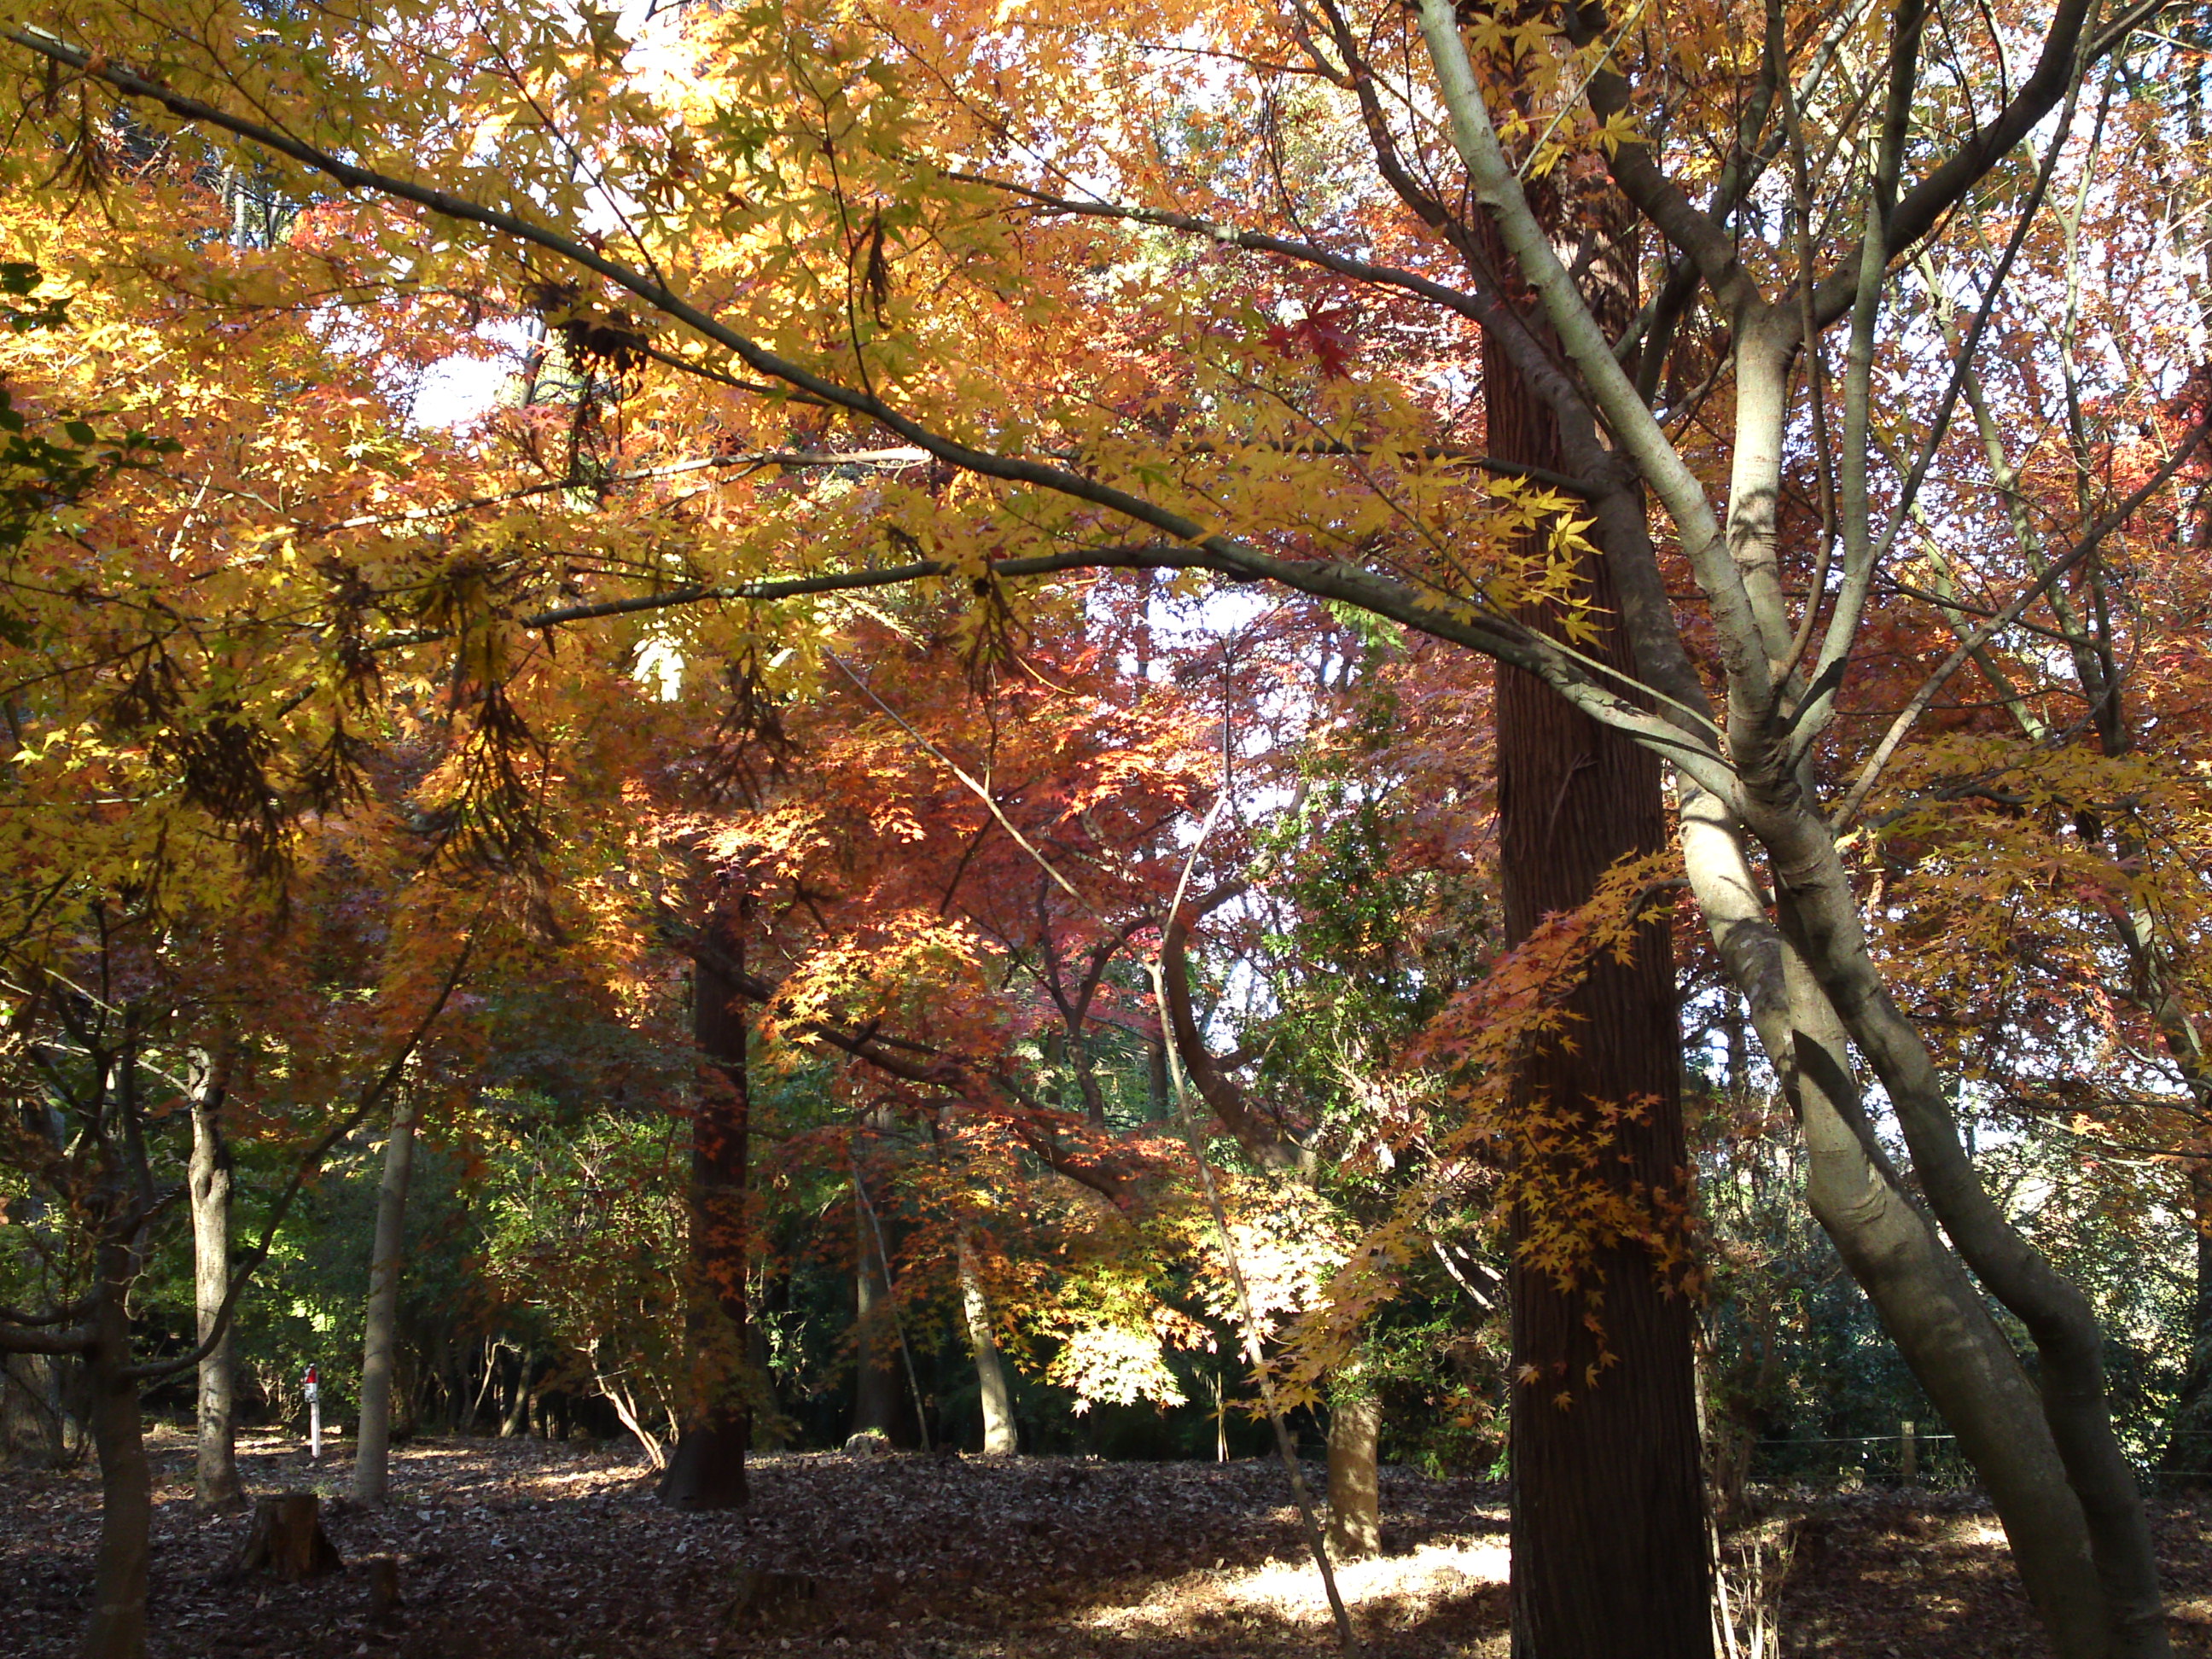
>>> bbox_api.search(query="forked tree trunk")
[593,1338,667,1470]
[189,1060,242,1510]
[1325,1388,1381,1561]
[1737,754,2171,1655]
[1413,7,2166,1640]
[659,899,753,1508]
[1679,795,2114,1658]
[353,1094,420,1503]
[1485,290,1709,1659]
[958,1232,1016,1454]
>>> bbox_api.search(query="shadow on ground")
[11,1432,2212,1658]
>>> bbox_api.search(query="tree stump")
[364,1555,402,1622]
[843,1429,890,1460]
[235,1493,343,1582]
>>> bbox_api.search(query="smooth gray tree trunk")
[189,1071,242,1510]
[1406,14,2174,1636]
[958,1233,1016,1454]
[1679,789,2112,1657]
[1745,771,2169,1658]
[352,1096,418,1503]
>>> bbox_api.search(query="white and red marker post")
[304,1364,321,1461]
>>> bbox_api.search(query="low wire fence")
[1743,1422,1974,1488]
[1743,1424,2212,1492]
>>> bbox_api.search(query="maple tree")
[4,2,2212,1658]
[0,148,620,1656]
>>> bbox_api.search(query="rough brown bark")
[235,1493,344,1581]
[1413,12,2163,1640]
[1486,288,1709,1659]
[659,897,753,1509]
[1325,1388,1381,1560]
[850,1188,903,1442]
[79,1260,152,1659]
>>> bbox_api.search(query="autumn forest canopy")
[8,0,2212,1655]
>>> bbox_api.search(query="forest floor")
[9,1429,2212,1658]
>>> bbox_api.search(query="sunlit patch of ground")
[1225,1537,1513,1615]
[1083,1535,1512,1654]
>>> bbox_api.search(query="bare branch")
[1833,415,2212,827]
[124,924,481,1383]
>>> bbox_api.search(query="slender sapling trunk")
[352,1092,420,1503]
[189,1075,242,1509]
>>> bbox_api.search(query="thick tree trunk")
[498,1348,527,1437]
[189,1061,243,1509]
[659,899,752,1509]
[1410,22,2153,1647]
[1325,1388,1381,1561]
[1485,305,1709,1659]
[352,1095,419,1503]
[851,1190,902,1442]
[958,1233,1016,1454]
[79,1269,151,1659]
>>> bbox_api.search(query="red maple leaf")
[1262,306,1359,378]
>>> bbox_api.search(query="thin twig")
[1151,784,1359,1656]
[1834,416,2212,826]
[826,651,1100,919]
